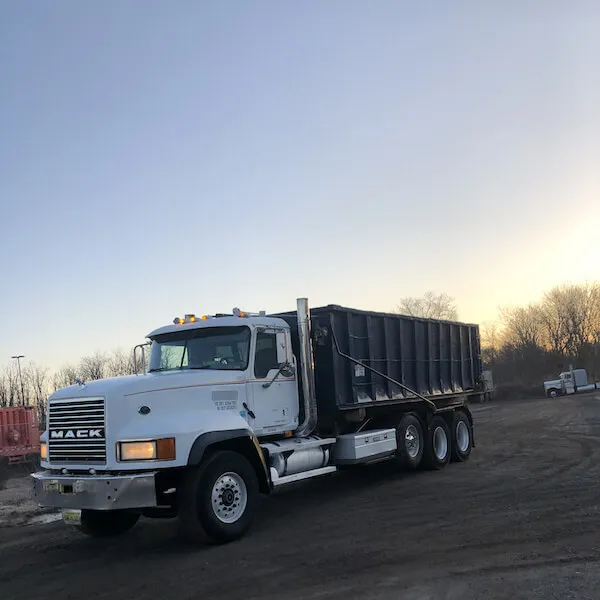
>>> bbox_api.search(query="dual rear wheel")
[396,411,472,471]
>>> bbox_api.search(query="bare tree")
[538,283,600,356]
[79,352,107,381]
[25,362,50,424]
[500,304,545,349]
[539,286,571,355]
[106,348,136,377]
[52,364,82,391]
[589,283,600,345]
[0,364,21,407]
[0,369,8,408]
[0,342,150,416]
[396,291,458,320]
[480,321,501,367]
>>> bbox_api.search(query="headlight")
[40,442,47,460]
[117,438,176,462]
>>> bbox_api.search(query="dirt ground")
[2,395,600,600]
[0,470,59,528]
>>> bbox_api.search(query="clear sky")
[1,1,599,371]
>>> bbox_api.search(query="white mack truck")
[32,298,481,544]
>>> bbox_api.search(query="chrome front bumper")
[32,471,158,510]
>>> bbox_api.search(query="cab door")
[562,372,575,395]
[246,328,299,436]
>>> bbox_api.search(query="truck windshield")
[148,326,251,372]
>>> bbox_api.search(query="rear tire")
[78,510,140,538]
[178,450,259,545]
[395,415,424,470]
[451,411,472,462]
[422,416,451,470]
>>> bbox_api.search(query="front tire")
[422,416,451,470]
[178,450,259,545]
[78,510,140,538]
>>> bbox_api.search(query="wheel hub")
[433,426,448,461]
[405,424,420,458]
[222,489,235,506]
[456,421,470,453]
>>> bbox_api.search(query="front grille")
[48,397,106,464]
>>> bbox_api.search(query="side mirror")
[280,364,295,378]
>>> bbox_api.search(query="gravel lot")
[0,470,58,528]
[2,395,600,600]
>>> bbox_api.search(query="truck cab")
[146,313,299,437]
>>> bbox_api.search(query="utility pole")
[11,355,26,406]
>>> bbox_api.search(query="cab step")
[272,465,337,488]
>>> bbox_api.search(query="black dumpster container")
[277,304,482,417]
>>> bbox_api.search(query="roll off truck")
[32,298,482,543]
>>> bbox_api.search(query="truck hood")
[544,379,562,388]
[49,370,248,400]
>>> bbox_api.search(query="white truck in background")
[544,368,600,398]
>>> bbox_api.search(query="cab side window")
[254,331,278,378]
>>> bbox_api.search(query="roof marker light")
[233,307,266,318]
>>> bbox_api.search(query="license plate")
[43,480,60,493]
[43,480,87,496]
[62,509,82,525]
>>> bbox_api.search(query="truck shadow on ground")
[258,461,421,518]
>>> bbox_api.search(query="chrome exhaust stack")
[295,298,318,437]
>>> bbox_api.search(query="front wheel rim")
[456,421,470,453]
[211,472,248,524]
[433,427,448,461]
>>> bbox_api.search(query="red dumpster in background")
[0,407,40,464]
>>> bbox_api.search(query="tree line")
[0,348,145,422]
[482,283,600,387]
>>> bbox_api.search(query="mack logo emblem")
[50,429,104,439]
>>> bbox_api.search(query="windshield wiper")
[179,341,188,369]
